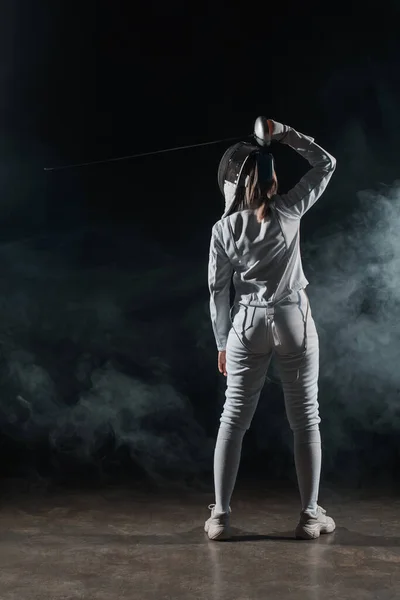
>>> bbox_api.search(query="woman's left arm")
[208,221,233,352]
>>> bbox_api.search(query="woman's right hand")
[254,117,290,144]
[267,119,291,142]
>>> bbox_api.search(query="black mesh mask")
[218,142,274,217]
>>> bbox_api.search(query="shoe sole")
[295,521,336,540]
[204,521,232,541]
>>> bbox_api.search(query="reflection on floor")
[0,479,399,599]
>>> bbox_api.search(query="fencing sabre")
[43,135,249,172]
[43,116,273,172]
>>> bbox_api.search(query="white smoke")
[0,228,214,481]
[304,182,400,467]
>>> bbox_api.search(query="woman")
[205,118,337,541]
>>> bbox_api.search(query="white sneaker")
[295,505,336,540]
[204,504,232,541]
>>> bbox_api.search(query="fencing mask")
[218,117,275,218]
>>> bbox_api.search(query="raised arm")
[269,120,336,219]
[208,221,233,351]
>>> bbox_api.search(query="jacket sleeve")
[208,221,233,351]
[274,128,336,219]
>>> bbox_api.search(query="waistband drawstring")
[266,308,282,348]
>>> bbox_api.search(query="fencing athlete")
[205,117,337,541]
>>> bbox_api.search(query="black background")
[1,2,400,490]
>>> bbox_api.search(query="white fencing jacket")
[208,127,336,351]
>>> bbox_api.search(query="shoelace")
[208,503,232,514]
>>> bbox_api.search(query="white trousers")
[213,290,321,514]
[222,289,320,435]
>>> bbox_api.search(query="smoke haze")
[1,34,400,486]
[1,177,400,487]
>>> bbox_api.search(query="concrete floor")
[0,482,399,599]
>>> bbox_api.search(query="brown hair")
[234,158,277,222]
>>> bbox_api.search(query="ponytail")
[256,202,270,223]
[230,159,277,219]
[244,162,276,222]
